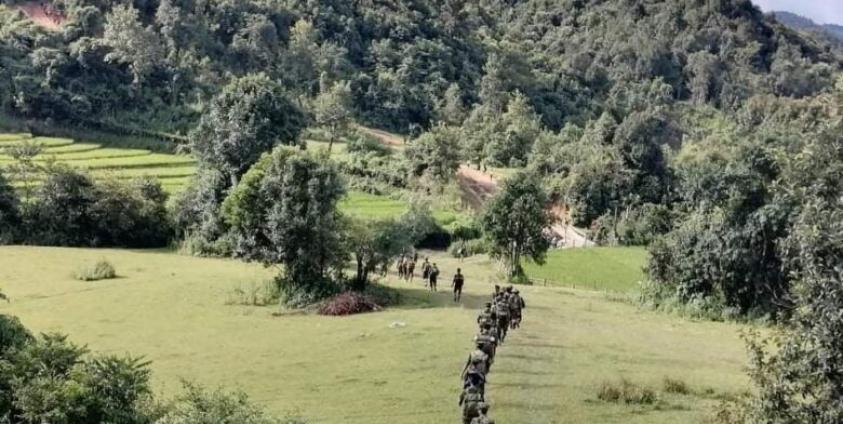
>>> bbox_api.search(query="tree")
[313,79,353,152]
[102,4,164,85]
[222,147,346,306]
[438,83,467,125]
[741,201,843,423]
[190,75,306,187]
[345,217,412,291]
[484,92,542,167]
[481,172,552,279]
[4,140,42,204]
[0,169,20,244]
[405,124,461,184]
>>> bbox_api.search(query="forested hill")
[0,0,840,134]
[772,11,843,43]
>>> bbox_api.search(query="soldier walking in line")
[459,385,484,424]
[452,268,465,302]
[494,293,510,343]
[509,288,526,329]
[470,403,495,424]
[421,257,431,287]
[429,263,440,291]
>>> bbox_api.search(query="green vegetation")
[0,246,752,424]
[73,259,117,281]
[0,132,196,193]
[524,247,648,292]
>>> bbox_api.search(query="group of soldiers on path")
[459,285,526,423]
[395,254,450,293]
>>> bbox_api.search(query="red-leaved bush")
[318,291,383,316]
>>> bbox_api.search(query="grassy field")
[0,132,196,193]
[524,247,649,292]
[0,246,751,424]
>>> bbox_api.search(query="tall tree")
[481,171,552,279]
[222,147,346,304]
[313,78,353,152]
[189,74,306,187]
[405,124,462,184]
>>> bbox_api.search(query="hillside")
[772,10,843,44]
[0,0,840,134]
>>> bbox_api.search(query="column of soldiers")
[459,285,526,424]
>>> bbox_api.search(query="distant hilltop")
[772,10,843,43]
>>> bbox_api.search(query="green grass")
[0,132,196,193]
[0,246,752,424]
[524,247,649,292]
[340,192,409,220]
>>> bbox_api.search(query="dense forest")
[1,1,843,421]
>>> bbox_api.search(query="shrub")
[226,280,281,307]
[0,170,20,244]
[26,168,172,248]
[448,238,489,257]
[74,260,117,281]
[346,132,391,157]
[663,377,690,394]
[597,379,656,405]
[0,314,33,356]
[318,292,383,316]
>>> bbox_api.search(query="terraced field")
[0,132,196,193]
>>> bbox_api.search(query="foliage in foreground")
[0,315,297,424]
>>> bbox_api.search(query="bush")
[448,238,489,257]
[0,170,20,244]
[597,379,657,405]
[74,260,117,281]
[26,168,172,248]
[663,377,690,394]
[346,132,391,157]
[318,291,383,316]
[0,314,33,356]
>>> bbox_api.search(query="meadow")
[523,247,649,292]
[0,246,752,424]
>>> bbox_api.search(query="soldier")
[452,268,465,302]
[421,257,431,286]
[475,322,497,367]
[462,340,489,393]
[406,260,416,282]
[495,292,510,343]
[470,403,495,424]
[510,288,526,329]
[429,263,440,291]
[459,385,484,424]
[396,256,405,279]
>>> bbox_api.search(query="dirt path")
[359,125,592,247]
[18,2,65,30]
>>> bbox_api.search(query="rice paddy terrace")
[0,132,196,193]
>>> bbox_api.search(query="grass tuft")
[74,259,117,281]
[597,379,657,405]
[663,377,690,395]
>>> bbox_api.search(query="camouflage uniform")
[459,386,484,424]
[509,289,526,329]
[470,403,495,424]
[494,294,510,343]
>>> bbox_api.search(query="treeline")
[0,314,302,423]
[0,0,840,134]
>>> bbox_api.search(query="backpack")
[462,390,483,416]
